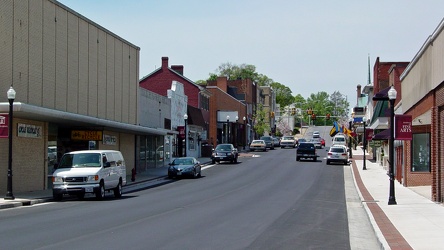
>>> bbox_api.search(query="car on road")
[320,138,326,147]
[211,143,239,164]
[332,134,347,147]
[273,137,280,147]
[326,145,349,165]
[296,142,317,162]
[312,131,320,138]
[168,157,202,179]
[260,136,275,150]
[280,136,296,148]
[311,138,323,149]
[249,140,267,152]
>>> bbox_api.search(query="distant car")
[297,138,307,146]
[320,138,326,147]
[326,145,349,165]
[249,140,267,152]
[168,157,202,179]
[311,138,323,149]
[48,146,57,164]
[211,143,239,164]
[273,137,280,147]
[260,136,275,150]
[280,136,296,148]
[332,134,347,147]
[313,131,320,138]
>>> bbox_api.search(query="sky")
[58,0,444,108]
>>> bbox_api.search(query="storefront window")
[411,133,430,172]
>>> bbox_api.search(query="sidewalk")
[350,148,444,249]
[3,151,444,249]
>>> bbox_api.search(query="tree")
[252,104,269,138]
[270,82,295,108]
[276,117,292,136]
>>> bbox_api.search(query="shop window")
[411,133,430,172]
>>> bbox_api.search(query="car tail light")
[328,152,332,155]
[342,153,347,156]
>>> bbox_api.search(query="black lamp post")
[243,116,246,150]
[348,120,353,158]
[184,114,188,157]
[362,117,367,170]
[226,115,230,144]
[5,86,16,200]
[388,86,397,205]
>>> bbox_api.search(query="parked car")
[326,145,349,165]
[260,136,275,150]
[52,150,127,200]
[249,140,267,152]
[280,136,296,148]
[273,137,280,147]
[211,143,239,164]
[168,157,202,179]
[296,142,317,162]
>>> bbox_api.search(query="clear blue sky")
[58,0,444,108]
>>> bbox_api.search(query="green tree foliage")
[270,82,295,108]
[252,104,269,137]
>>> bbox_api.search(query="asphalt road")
[0,139,379,250]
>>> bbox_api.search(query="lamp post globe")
[388,86,397,205]
[5,86,16,200]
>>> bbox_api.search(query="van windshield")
[58,153,102,168]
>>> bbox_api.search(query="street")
[0,135,379,249]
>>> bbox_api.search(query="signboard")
[103,134,117,145]
[366,129,374,141]
[18,123,42,138]
[0,114,8,138]
[177,126,185,139]
[395,115,412,140]
[71,130,103,141]
[369,140,382,147]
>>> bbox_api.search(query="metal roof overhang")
[0,102,167,136]
[369,117,388,130]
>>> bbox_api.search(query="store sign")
[18,123,42,138]
[177,126,185,139]
[395,115,412,140]
[0,114,8,138]
[71,130,103,141]
[103,134,117,145]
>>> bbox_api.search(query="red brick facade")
[432,83,444,201]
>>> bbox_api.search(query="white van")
[52,150,127,200]
[332,134,347,147]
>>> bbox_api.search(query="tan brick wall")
[0,118,48,194]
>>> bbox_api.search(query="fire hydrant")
[131,168,136,182]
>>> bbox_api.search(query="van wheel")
[96,182,105,200]
[114,181,122,198]
[77,193,85,200]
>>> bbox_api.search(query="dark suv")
[296,142,317,162]
[211,144,239,164]
[260,136,275,150]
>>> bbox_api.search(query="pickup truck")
[296,142,317,162]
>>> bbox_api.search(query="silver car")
[326,145,349,165]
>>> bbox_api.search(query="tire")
[326,161,330,165]
[114,181,122,198]
[263,149,266,152]
[53,192,63,201]
[197,169,202,178]
[234,156,238,163]
[313,157,317,162]
[95,182,105,200]
[77,193,85,200]
[296,157,300,161]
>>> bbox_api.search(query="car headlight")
[87,175,99,182]
[227,152,232,156]
[52,176,63,183]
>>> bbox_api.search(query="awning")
[187,105,206,127]
[372,86,391,101]
[369,117,388,129]
[372,129,390,141]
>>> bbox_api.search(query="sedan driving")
[168,157,202,179]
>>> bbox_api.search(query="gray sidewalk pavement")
[2,149,444,249]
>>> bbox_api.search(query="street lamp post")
[226,115,230,144]
[362,117,367,170]
[184,114,188,157]
[348,120,353,158]
[243,116,246,150]
[5,87,16,200]
[235,116,239,147]
[388,86,397,205]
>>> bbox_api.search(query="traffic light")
[326,113,330,120]
[307,108,312,115]
[311,113,316,120]
[271,111,275,118]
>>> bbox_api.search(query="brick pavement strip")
[351,156,413,250]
